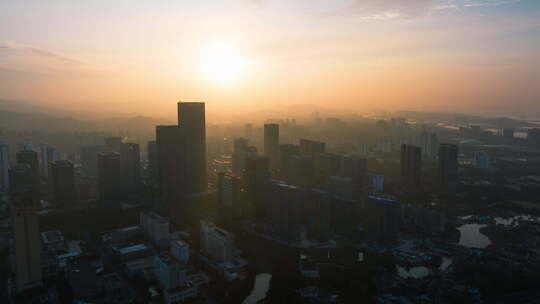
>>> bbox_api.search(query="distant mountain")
[394,111,538,129]
[0,108,172,133]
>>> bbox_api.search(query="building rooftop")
[118,244,148,255]
[41,230,65,244]
[156,252,184,266]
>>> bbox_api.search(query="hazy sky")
[1,0,539,117]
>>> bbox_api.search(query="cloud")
[0,41,85,74]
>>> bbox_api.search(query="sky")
[0,0,539,118]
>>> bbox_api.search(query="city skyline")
[1,0,539,117]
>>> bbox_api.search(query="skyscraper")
[400,144,422,193]
[244,156,270,216]
[50,160,76,207]
[12,196,43,293]
[104,137,123,153]
[80,145,104,178]
[232,137,254,176]
[147,141,158,186]
[279,144,300,181]
[120,142,141,193]
[473,151,490,169]
[0,138,9,191]
[342,155,368,199]
[438,144,458,196]
[17,148,40,202]
[40,144,58,179]
[97,152,121,203]
[156,102,207,209]
[299,139,326,157]
[178,102,207,194]
[419,132,439,160]
[264,124,279,172]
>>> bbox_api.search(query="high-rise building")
[0,138,9,191]
[154,252,187,290]
[342,155,368,199]
[200,220,235,264]
[232,138,250,176]
[264,124,280,172]
[40,144,58,179]
[120,143,141,193]
[178,102,207,194]
[299,139,325,157]
[419,132,439,160]
[171,239,189,265]
[12,196,43,292]
[147,141,158,186]
[49,160,76,207]
[318,153,342,177]
[279,144,300,181]
[288,156,315,187]
[156,125,183,207]
[365,196,401,243]
[140,211,170,248]
[9,164,32,196]
[97,152,121,203]
[80,145,104,178]
[217,172,240,210]
[16,148,40,202]
[473,151,490,169]
[400,144,422,193]
[104,137,123,153]
[244,156,270,216]
[438,144,458,196]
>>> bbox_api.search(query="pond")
[457,223,491,248]
[243,273,271,304]
[396,257,453,279]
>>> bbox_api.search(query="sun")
[199,41,249,85]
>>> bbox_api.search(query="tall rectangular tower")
[17,149,40,202]
[264,124,279,172]
[438,144,458,196]
[97,152,121,203]
[400,144,422,193]
[12,196,43,293]
[0,138,9,191]
[50,160,76,207]
[178,102,207,194]
[120,142,141,193]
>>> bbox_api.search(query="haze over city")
[1,0,540,118]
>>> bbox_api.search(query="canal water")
[243,273,271,304]
[457,223,491,249]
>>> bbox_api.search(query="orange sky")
[1,0,539,118]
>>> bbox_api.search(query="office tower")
[154,252,187,290]
[200,220,235,264]
[217,172,240,210]
[279,144,300,180]
[147,141,158,185]
[299,139,325,157]
[0,138,9,191]
[156,125,185,210]
[49,160,76,207]
[419,132,439,160]
[9,165,32,196]
[318,153,342,177]
[104,137,123,153]
[327,176,354,200]
[244,156,270,216]
[288,156,315,187]
[40,144,58,179]
[244,123,253,141]
[178,102,207,194]
[267,181,299,242]
[17,149,40,202]
[369,174,384,195]
[438,144,458,196]
[473,151,490,169]
[12,196,43,293]
[97,152,121,203]
[400,144,422,193]
[171,239,189,265]
[140,211,170,248]
[342,155,368,199]
[80,145,104,178]
[120,143,141,192]
[264,124,279,172]
[365,196,401,243]
[232,137,250,176]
